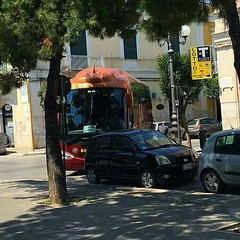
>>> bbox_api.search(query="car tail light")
[195,124,201,130]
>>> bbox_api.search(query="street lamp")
[158,25,191,144]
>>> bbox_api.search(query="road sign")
[191,46,212,80]
[58,75,71,96]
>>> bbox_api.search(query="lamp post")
[159,25,191,144]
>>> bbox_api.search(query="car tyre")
[201,169,224,193]
[140,169,157,188]
[86,167,101,184]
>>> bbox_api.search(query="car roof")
[153,121,171,124]
[210,128,240,138]
[92,129,152,139]
[188,117,214,121]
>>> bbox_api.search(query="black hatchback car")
[85,129,199,188]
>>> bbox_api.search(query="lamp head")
[180,25,191,38]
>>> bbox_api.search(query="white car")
[153,121,186,139]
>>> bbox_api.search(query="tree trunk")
[180,102,192,148]
[44,52,68,204]
[223,1,240,84]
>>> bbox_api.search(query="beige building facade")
[213,22,240,130]
[0,22,218,149]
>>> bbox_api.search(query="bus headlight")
[61,151,74,160]
[155,155,171,165]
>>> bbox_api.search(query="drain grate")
[219,223,240,234]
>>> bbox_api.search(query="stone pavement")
[1,174,240,240]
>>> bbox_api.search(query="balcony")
[61,55,159,79]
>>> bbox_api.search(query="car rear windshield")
[130,131,176,150]
[187,119,198,125]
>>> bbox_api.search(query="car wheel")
[201,169,224,193]
[86,167,101,184]
[140,169,157,188]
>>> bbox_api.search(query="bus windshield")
[66,87,127,134]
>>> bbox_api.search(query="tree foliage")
[157,51,220,143]
[0,71,24,95]
[0,0,142,205]
[141,0,209,41]
[203,78,220,99]
[157,52,202,113]
[157,52,202,144]
[141,0,240,87]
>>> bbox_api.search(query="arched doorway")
[2,104,14,146]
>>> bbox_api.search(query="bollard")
[199,130,207,149]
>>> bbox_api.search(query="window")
[200,119,208,124]
[95,136,111,150]
[70,31,87,55]
[208,118,218,124]
[214,134,240,155]
[112,136,133,151]
[123,35,137,59]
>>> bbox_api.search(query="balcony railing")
[61,55,159,75]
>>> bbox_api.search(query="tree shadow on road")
[1,177,240,239]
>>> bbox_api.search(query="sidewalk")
[182,138,202,152]
[1,175,240,239]
[2,142,240,239]
[6,147,46,156]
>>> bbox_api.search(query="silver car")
[198,129,240,193]
[0,133,11,154]
[187,117,222,138]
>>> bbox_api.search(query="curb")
[6,148,46,157]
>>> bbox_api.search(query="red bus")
[62,67,153,171]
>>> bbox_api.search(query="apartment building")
[213,15,240,130]
[0,22,216,149]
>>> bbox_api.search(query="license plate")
[183,163,193,171]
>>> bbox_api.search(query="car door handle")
[215,159,222,162]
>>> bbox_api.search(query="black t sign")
[59,75,71,96]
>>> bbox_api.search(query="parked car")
[85,129,199,188]
[198,129,240,193]
[153,121,186,139]
[0,133,11,154]
[187,117,222,138]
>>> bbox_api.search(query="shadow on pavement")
[1,176,240,239]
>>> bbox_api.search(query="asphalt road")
[0,155,47,181]
[1,147,240,195]
[2,152,240,239]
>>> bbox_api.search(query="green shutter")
[123,37,137,59]
[70,31,87,55]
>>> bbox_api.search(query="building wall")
[13,80,45,149]
[1,21,218,149]
[214,31,240,129]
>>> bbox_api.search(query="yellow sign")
[191,46,212,80]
